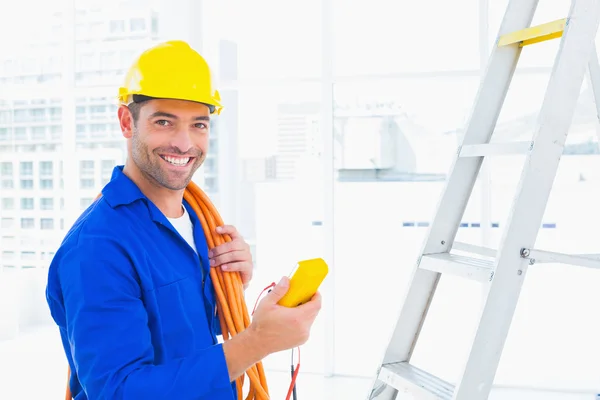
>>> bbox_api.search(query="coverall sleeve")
[58,238,234,399]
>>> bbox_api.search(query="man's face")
[121,99,210,191]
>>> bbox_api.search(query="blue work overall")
[46,165,237,399]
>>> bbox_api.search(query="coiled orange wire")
[64,181,269,399]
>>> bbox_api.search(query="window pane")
[20,198,34,210]
[332,76,481,377]
[333,0,480,76]
[220,83,328,374]
[1,198,14,209]
[207,0,322,80]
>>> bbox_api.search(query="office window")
[49,107,61,121]
[110,20,125,33]
[40,218,54,230]
[130,18,146,32]
[1,218,14,229]
[1,198,14,210]
[20,198,34,210]
[30,108,45,121]
[90,124,106,136]
[76,106,86,119]
[0,110,10,123]
[205,177,217,192]
[40,179,53,190]
[80,198,93,209]
[0,162,12,176]
[31,126,45,140]
[14,127,26,140]
[1,251,15,260]
[13,110,28,123]
[0,128,9,141]
[20,161,33,176]
[80,160,95,176]
[50,125,61,140]
[76,124,87,139]
[20,218,34,229]
[20,179,33,189]
[1,180,13,189]
[39,161,53,176]
[101,160,115,173]
[90,105,106,115]
[80,178,95,189]
[40,198,54,210]
[21,251,36,260]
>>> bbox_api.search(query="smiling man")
[45,40,322,400]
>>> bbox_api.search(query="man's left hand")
[209,225,253,289]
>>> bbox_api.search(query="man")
[45,40,322,399]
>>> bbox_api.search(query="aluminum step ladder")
[368,1,600,399]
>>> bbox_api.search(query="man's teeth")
[164,156,190,166]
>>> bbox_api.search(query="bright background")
[1,0,600,398]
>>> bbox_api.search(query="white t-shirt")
[167,205,197,253]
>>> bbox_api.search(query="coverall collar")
[101,165,211,277]
[101,165,186,226]
[102,165,147,208]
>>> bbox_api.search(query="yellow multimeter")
[277,258,329,308]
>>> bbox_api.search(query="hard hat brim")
[130,94,217,114]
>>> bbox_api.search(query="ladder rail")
[421,0,541,257]
[369,0,600,399]
[372,0,541,374]
[452,1,600,398]
[586,45,600,144]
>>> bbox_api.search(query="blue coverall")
[46,165,237,399]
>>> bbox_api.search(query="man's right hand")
[249,276,322,354]
[221,276,322,381]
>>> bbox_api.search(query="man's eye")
[195,123,207,129]
[156,120,170,126]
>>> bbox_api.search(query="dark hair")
[125,95,215,126]
[127,102,144,125]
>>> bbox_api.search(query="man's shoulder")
[62,199,122,243]
[54,197,146,265]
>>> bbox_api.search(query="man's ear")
[118,105,134,139]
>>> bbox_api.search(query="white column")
[157,0,204,51]
[321,0,336,378]
[62,0,78,232]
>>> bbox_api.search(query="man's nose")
[171,128,193,154]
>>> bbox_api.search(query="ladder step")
[498,18,567,47]
[378,362,454,400]
[420,253,495,282]
[459,141,532,157]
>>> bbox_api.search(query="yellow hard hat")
[118,40,223,115]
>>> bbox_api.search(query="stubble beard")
[131,127,204,191]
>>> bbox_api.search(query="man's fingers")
[208,239,247,258]
[221,262,253,285]
[210,250,247,267]
[220,260,252,275]
[215,224,242,239]
[298,291,322,314]
[263,276,290,304]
